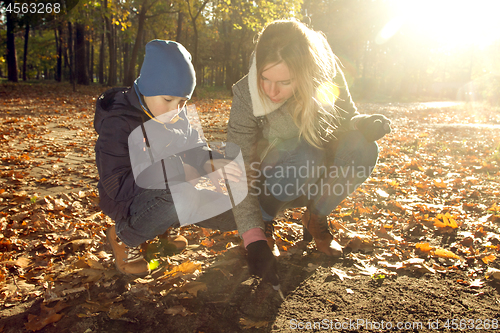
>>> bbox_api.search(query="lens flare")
[317,82,340,105]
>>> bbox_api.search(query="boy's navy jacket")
[94,87,218,223]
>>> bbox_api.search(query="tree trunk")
[68,21,74,83]
[105,0,117,86]
[192,21,200,84]
[75,23,89,85]
[90,41,94,83]
[186,0,209,88]
[68,21,76,90]
[55,23,63,81]
[99,31,105,84]
[116,27,121,84]
[223,41,232,88]
[22,21,30,81]
[6,0,18,82]
[124,0,149,86]
[123,41,130,85]
[176,11,183,43]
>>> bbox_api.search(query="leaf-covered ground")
[1,83,500,332]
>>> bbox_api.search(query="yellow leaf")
[433,213,458,229]
[165,261,201,277]
[434,248,460,260]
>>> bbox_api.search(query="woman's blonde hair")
[255,19,341,149]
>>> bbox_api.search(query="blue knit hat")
[135,40,196,99]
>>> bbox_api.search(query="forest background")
[2,0,500,104]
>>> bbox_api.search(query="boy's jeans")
[258,130,379,220]
[116,188,237,247]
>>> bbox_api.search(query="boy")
[94,40,241,276]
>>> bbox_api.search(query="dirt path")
[1,83,500,332]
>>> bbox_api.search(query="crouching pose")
[225,19,391,283]
[94,40,241,276]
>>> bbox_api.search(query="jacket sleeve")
[225,82,265,236]
[333,62,360,132]
[95,116,143,202]
[179,111,224,175]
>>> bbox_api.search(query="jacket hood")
[248,55,285,117]
[94,87,143,134]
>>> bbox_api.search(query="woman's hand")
[356,114,392,142]
[246,240,279,286]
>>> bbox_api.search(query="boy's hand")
[204,159,243,183]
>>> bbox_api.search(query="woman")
[225,19,391,282]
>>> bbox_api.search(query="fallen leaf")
[12,256,31,268]
[486,267,500,280]
[164,261,201,278]
[303,263,319,272]
[433,213,458,229]
[25,301,69,332]
[331,267,353,281]
[469,279,484,288]
[165,305,193,316]
[433,179,447,189]
[481,254,496,264]
[201,238,215,247]
[415,242,433,252]
[433,248,460,260]
[180,282,207,297]
[402,258,425,265]
[354,262,379,276]
[239,317,269,329]
[375,189,390,198]
[108,304,128,319]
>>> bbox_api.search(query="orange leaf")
[24,301,69,332]
[201,238,214,247]
[433,179,447,189]
[482,254,496,264]
[416,242,433,252]
[406,159,424,171]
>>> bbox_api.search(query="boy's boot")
[302,209,342,257]
[170,235,188,250]
[106,226,150,276]
[159,233,189,251]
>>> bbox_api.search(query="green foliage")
[15,28,57,80]
[4,0,500,100]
